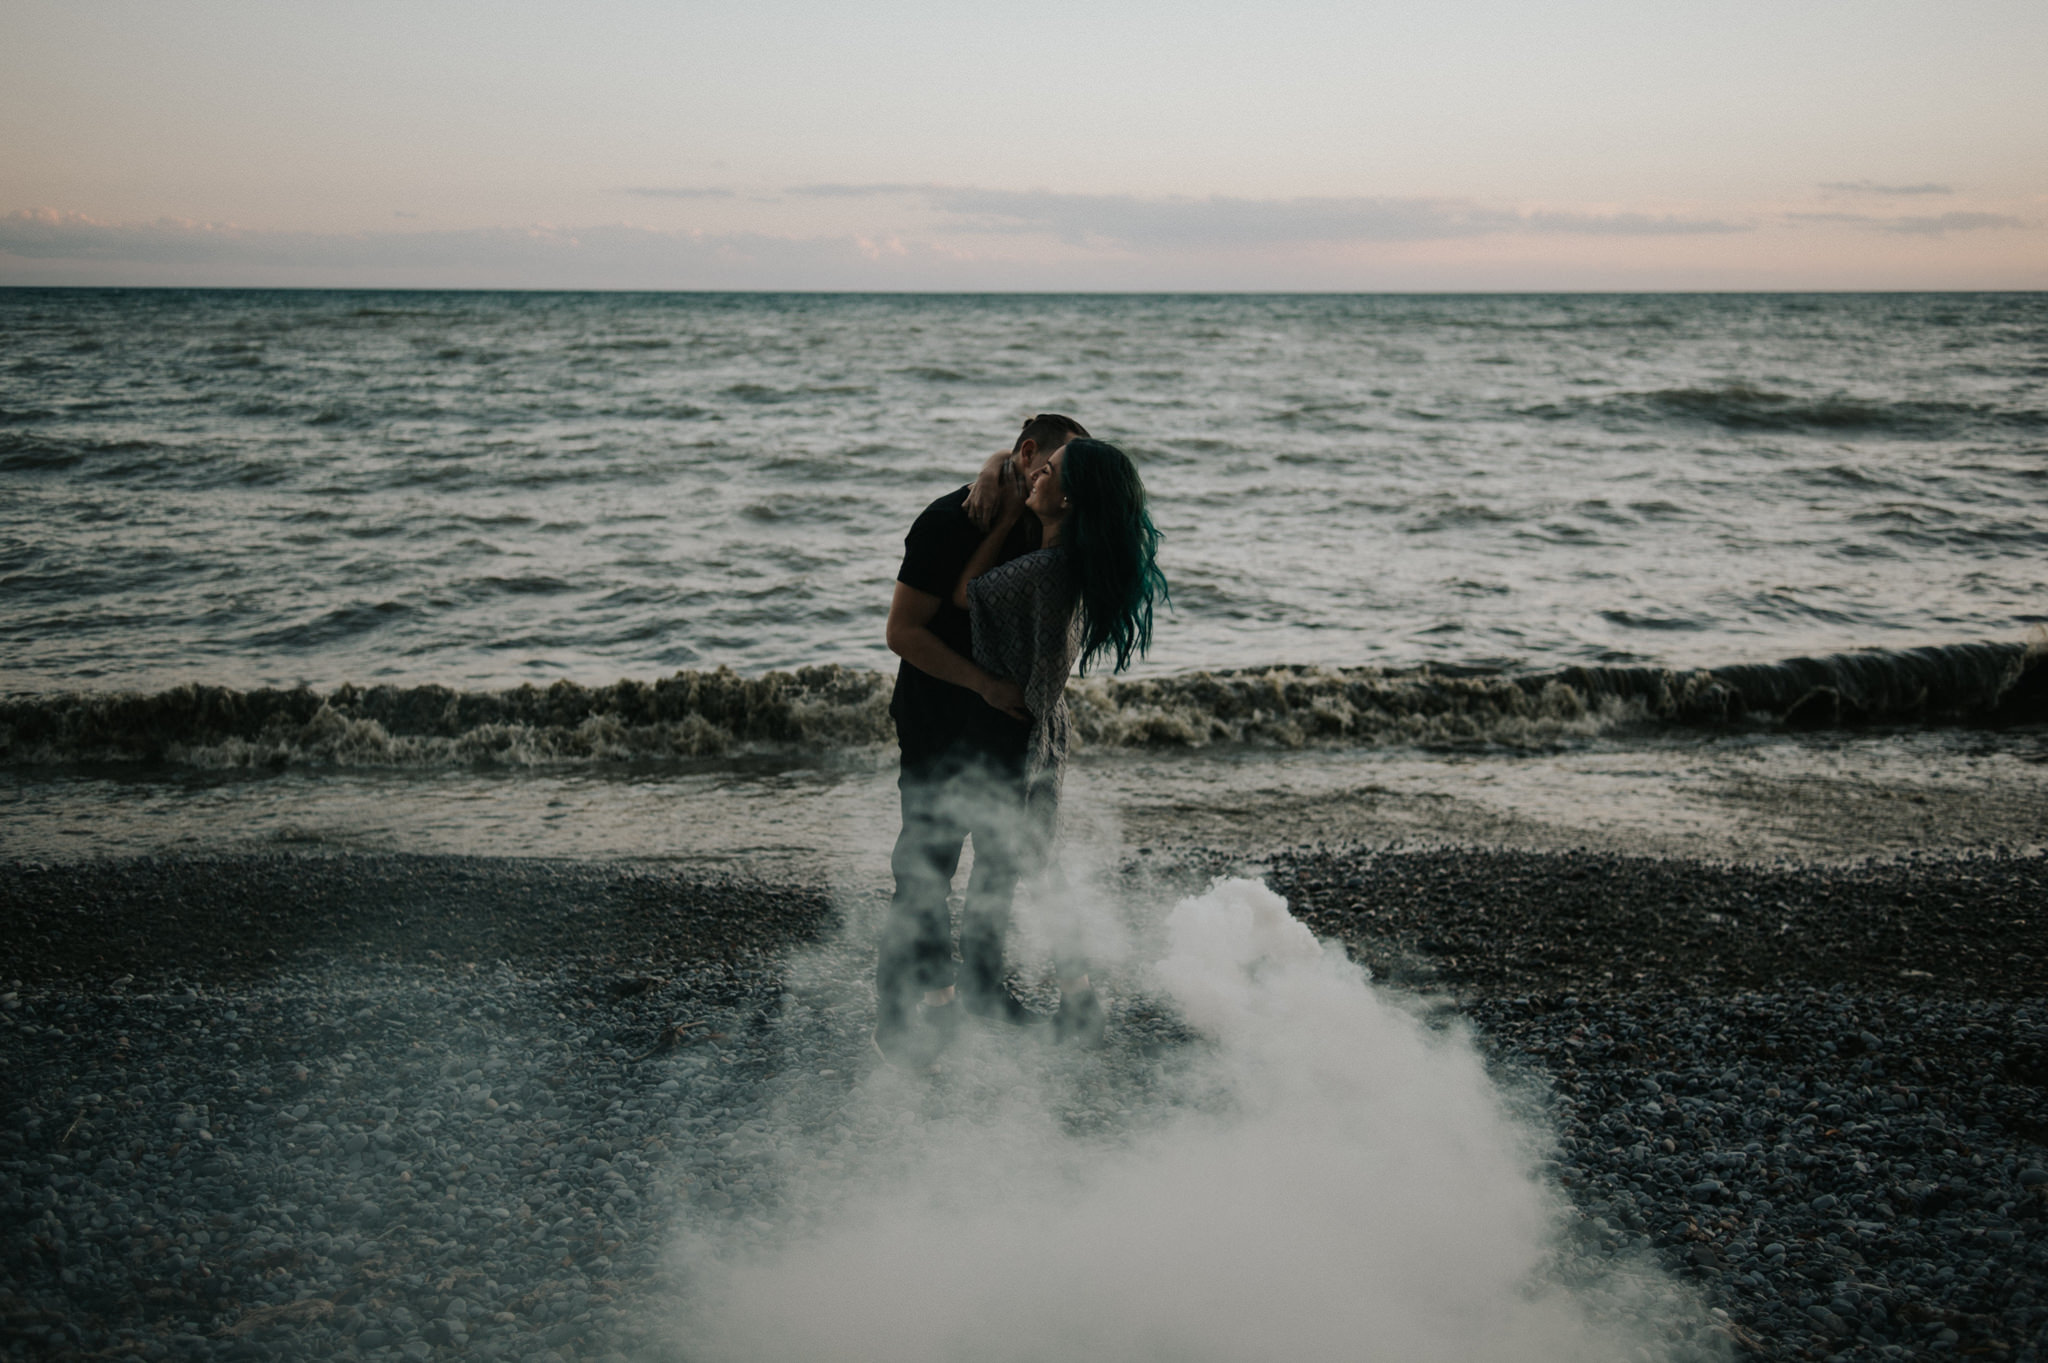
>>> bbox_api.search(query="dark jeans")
[876,740,1032,1020]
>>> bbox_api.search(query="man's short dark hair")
[1015,413,1088,453]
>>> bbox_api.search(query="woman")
[951,437,1169,1043]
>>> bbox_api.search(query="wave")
[2,642,2041,771]
[0,667,895,769]
[1533,385,2046,437]
[0,432,164,473]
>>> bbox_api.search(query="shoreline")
[3,847,2044,1360]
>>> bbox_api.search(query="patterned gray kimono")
[967,546,1082,824]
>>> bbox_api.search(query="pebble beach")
[3,847,2043,1362]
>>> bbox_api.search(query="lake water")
[3,289,2044,863]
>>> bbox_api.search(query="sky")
[1,0,2043,291]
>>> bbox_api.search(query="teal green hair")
[1058,439,1169,674]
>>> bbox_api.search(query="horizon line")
[3,284,2045,297]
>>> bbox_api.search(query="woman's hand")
[963,449,1020,529]
[979,677,1030,721]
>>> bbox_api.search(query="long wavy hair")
[1056,438,1169,674]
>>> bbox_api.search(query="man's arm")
[885,582,1028,720]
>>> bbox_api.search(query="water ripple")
[1,290,2043,690]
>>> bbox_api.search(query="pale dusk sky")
[2,0,2043,290]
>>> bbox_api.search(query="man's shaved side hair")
[1015,413,1088,453]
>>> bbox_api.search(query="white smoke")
[662,877,1716,1363]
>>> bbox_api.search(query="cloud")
[791,185,1747,248]
[1818,180,1954,196]
[0,192,1747,283]
[6,195,2034,291]
[616,186,735,199]
[0,208,932,286]
[0,209,613,267]
[1786,209,2032,236]
[787,183,938,198]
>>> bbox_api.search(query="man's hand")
[887,582,1025,720]
[962,449,1020,529]
[979,677,1029,722]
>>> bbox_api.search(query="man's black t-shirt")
[891,485,1038,760]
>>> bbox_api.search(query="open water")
[2,289,2044,862]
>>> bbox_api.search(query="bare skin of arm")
[961,449,1019,529]
[885,581,1028,720]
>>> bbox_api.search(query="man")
[875,412,1088,1067]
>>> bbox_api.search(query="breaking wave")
[1,642,2040,771]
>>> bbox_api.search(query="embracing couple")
[876,414,1168,1069]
